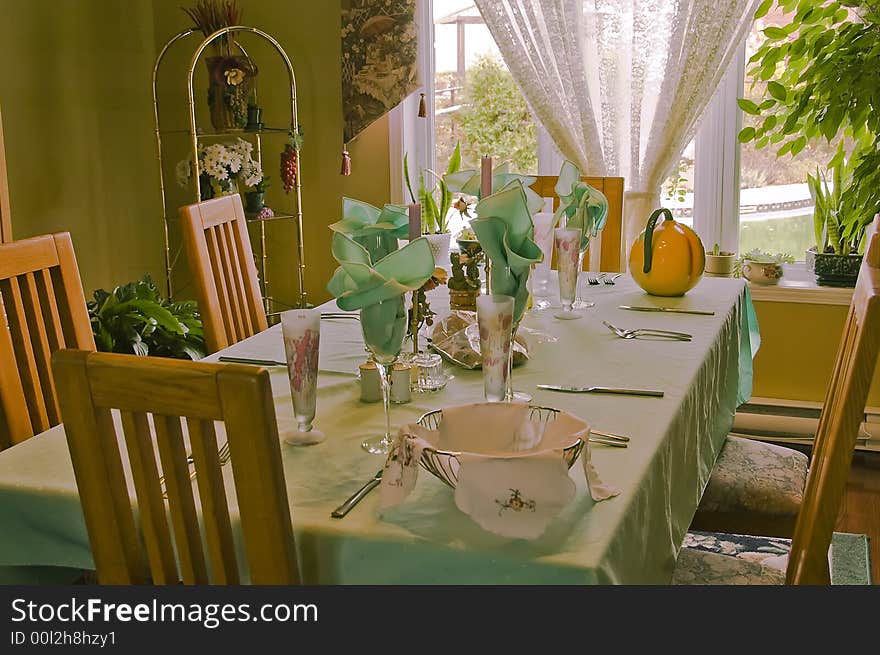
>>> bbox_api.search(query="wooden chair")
[674,216,880,584]
[530,176,625,273]
[0,233,93,450]
[51,350,299,585]
[179,195,267,353]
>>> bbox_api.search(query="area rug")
[683,530,872,585]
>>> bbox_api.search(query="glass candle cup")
[476,294,515,402]
[281,308,324,445]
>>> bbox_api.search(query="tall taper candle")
[480,156,493,293]
[480,155,493,199]
[408,203,421,241]
[408,203,421,354]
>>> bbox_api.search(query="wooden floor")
[836,451,880,583]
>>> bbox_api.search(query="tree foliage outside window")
[455,54,537,174]
[738,0,880,249]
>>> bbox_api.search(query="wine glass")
[476,294,514,402]
[570,229,596,310]
[280,309,324,444]
[359,295,407,455]
[554,227,584,320]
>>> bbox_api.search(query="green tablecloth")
[0,276,759,584]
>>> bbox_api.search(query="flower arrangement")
[182,0,242,56]
[176,138,263,200]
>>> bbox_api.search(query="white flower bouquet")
[176,138,263,200]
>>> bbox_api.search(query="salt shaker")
[390,363,412,404]
[359,361,382,403]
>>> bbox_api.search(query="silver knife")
[331,469,383,519]
[218,356,287,367]
[618,305,715,316]
[536,384,664,398]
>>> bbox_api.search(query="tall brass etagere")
[152,25,307,312]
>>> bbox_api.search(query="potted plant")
[404,142,462,267]
[89,275,206,360]
[176,137,261,202]
[739,1,880,285]
[705,243,737,277]
[806,157,864,287]
[734,249,795,285]
[244,175,269,214]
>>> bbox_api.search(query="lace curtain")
[474,0,758,255]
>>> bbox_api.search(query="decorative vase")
[806,248,862,287]
[424,233,451,270]
[198,172,214,201]
[205,55,258,131]
[245,190,265,214]
[245,105,263,132]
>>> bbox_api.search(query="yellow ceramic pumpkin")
[629,208,705,296]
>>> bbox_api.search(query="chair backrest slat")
[119,410,179,584]
[530,176,625,272]
[0,232,93,449]
[52,349,299,585]
[787,216,880,584]
[180,195,267,353]
[153,413,209,584]
[187,417,239,584]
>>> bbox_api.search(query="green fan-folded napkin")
[445,162,545,215]
[326,232,435,311]
[552,160,609,250]
[471,182,543,323]
[329,197,411,262]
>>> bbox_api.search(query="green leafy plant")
[806,146,864,255]
[734,248,795,277]
[457,54,537,173]
[738,0,880,250]
[708,243,735,256]
[404,141,462,234]
[88,276,206,360]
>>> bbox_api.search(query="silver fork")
[160,441,231,498]
[586,272,605,285]
[602,320,692,341]
[603,273,624,285]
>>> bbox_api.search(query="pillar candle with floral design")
[476,294,514,402]
[554,227,583,320]
[281,309,324,445]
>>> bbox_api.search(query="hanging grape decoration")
[281,126,304,193]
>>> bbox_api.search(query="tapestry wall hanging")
[341,0,419,174]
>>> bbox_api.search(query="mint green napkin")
[327,233,435,361]
[445,162,545,214]
[552,160,608,251]
[329,197,411,263]
[471,182,544,323]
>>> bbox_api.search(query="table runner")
[0,276,758,584]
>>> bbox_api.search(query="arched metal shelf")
[152,24,307,312]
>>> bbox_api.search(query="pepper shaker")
[390,363,412,404]
[359,361,382,403]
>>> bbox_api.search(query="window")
[737,6,837,260]
[395,3,820,264]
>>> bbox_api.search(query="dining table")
[0,274,759,584]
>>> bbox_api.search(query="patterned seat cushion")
[699,436,809,517]
[672,530,790,585]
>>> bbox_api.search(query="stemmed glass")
[280,309,324,445]
[571,233,595,310]
[476,294,514,402]
[554,227,584,320]
[359,295,407,455]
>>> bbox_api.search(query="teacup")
[741,260,783,285]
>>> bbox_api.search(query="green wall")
[1,0,390,306]
[0,0,163,293]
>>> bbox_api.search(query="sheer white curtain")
[474,0,758,256]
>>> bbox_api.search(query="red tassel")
[340,148,351,176]
[418,93,426,118]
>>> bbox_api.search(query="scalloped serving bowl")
[416,404,586,488]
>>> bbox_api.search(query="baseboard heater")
[732,397,878,452]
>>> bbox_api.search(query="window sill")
[746,263,853,306]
